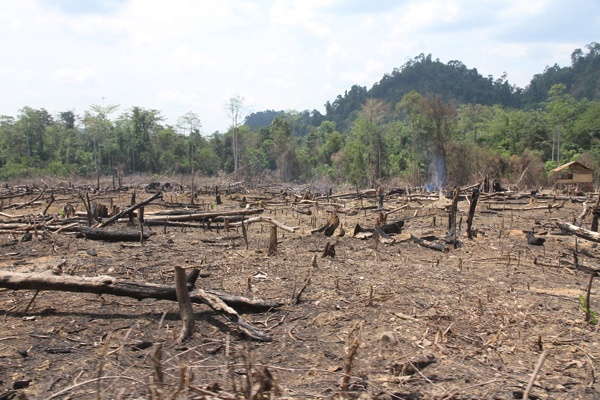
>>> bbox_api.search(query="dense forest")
[2,42,600,189]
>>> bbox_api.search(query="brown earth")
[0,181,599,399]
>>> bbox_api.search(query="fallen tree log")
[556,221,600,243]
[0,270,277,341]
[78,227,153,242]
[10,186,46,210]
[143,208,263,222]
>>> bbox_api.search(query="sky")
[0,0,598,134]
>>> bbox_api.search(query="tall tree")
[85,103,119,172]
[269,116,299,181]
[545,84,576,164]
[177,111,202,136]
[224,94,246,177]
[16,107,54,161]
[359,98,390,181]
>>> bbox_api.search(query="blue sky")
[0,0,598,133]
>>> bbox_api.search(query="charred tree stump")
[466,186,480,239]
[241,220,249,249]
[592,209,600,233]
[448,187,460,234]
[215,185,222,205]
[138,206,145,245]
[322,241,336,258]
[592,194,600,232]
[312,214,339,237]
[128,192,136,226]
[174,266,195,343]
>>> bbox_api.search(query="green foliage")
[579,294,598,325]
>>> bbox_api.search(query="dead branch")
[12,186,46,210]
[98,191,162,228]
[232,216,298,233]
[292,268,312,305]
[523,349,549,400]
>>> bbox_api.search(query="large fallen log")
[143,208,264,222]
[0,270,279,341]
[556,221,600,243]
[78,227,153,242]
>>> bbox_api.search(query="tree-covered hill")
[320,43,600,133]
[523,42,600,106]
[243,43,600,135]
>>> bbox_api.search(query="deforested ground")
[0,177,599,399]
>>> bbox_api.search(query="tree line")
[1,43,600,188]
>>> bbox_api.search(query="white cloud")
[0,0,595,132]
[269,0,333,37]
[169,44,217,72]
[52,67,96,85]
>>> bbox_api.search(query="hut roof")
[551,161,593,173]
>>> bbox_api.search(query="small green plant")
[579,294,598,324]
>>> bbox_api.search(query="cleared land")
[0,179,599,399]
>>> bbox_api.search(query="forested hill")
[246,42,600,133]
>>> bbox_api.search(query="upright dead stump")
[466,186,480,239]
[268,225,278,256]
[174,266,195,344]
[448,187,460,247]
[322,241,335,258]
[138,206,145,245]
[323,214,339,237]
[215,185,222,205]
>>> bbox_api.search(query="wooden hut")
[551,161,594,192]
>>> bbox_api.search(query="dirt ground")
[0,180,599,400]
